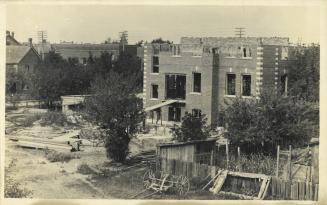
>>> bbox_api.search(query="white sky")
[6,5,320,44]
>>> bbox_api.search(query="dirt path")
[5,139,111,199]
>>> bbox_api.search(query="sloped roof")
[6,45,32,64]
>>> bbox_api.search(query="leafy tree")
[171,112,210,142]
[287,44,319,102]
[219,90,318,153]
[151,37,172,44]
[31,51,94,107]
[84,71,145,162]
[113,52,143,92]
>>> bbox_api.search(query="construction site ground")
[5,108,229,199]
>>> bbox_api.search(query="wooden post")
[226,140,229,170]
[288,145,292,181]
[210,148,214,166]
[276,145,280,177]
[237,146,241,171]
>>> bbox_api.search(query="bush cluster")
[44,150,80,163]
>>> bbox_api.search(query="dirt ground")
[4,108,177,199]
[5,108,311,200]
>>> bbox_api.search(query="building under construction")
[143,37,290,126]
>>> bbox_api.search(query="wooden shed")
[156,138,218,174]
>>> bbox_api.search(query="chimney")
[11,32,14,38]
[6,30,10,36]
[28,38,33,47]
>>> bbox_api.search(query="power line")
[235,27,245,38]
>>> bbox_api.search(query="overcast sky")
[6,5,320,44]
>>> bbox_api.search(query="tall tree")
[288,44,319,102]
[219,90,319,153]
[84,71,145,162]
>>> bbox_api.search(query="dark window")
[227,74,236,95]
[152,84,158,98]
[82,57,87,65]
[242,75,251,96]
[168,106,181,122]
[165,74,186,99]
[281,75,288,95]
[192,109,202,118]
[193,73,201,93]
[152,56,159,73]
[243,48,247,57]
[25,65,30,72]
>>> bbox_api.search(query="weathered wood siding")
[159,144,195,162]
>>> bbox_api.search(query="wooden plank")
[209,170,228,194]
[261,177,271,199]
[228,171,268,179]
[299,181,305,200]
[257,178,268,199]
[291,182,299,200]
[314,183,319,201]
[276,145,280,177]
[271,176,276,197]
[17,141,71,151]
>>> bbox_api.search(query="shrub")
[219,90,319,152]
[40,111,69,126]
[44,150,79,163]
[77,163,94,175]
[5,160,33,198]
[22,113,42,127]
[171,112,211,142]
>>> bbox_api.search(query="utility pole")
[235,27,245,38]
[119,31,128,52]
[37,30,48,43]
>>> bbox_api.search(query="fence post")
[226,140,229,170]
[276,145,280,177]
[210,148,214,166]
[288,145,292,181]
[237,146,241,171]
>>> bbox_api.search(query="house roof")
[6,35,21,46]
[6,45,39,64]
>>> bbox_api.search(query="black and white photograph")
[1,1,324,203]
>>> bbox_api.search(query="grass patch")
[44,150,80,163]
[22,113,43,127]
[22,111,71,127]
[77,163,95,175]
[5,159,33,198]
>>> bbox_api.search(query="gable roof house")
[6,37,41,96]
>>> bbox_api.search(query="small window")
[25,65,30,72]
[192,109,202,118]
[243,48,247,57]
[281,47,288,60]
[172,45,181,56]
[227,74,236,95]
[152,56,159,73]
[242,75,251,96]
[193,72,201,93]
[151,84,158,99]
[168,106,181,122]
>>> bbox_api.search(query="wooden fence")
[269,176,318,200]
[158,158,318,200]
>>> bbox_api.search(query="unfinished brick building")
[143,37,290,127]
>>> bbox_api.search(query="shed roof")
[157,138,217,148]
[6,45,31,64]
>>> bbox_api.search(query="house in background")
[143,37,290,127]
[6,30,20,46]
[6,37,41,97]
